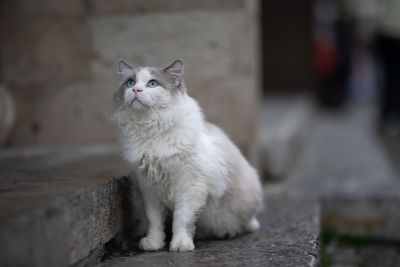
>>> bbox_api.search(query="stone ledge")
[0,145,322,267]
[99,196,321,267]
[0,146,129,267]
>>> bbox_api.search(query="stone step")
[0,145,322,267]
[260,95,314,180]
[98,196,320,267]
[0,146,129,267]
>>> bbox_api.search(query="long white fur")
[113,65,263,252]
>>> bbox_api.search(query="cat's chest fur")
[119,107,199,165]
[117,99,202,205]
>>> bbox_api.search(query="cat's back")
[203,122,241,159]
[203,121,261,194]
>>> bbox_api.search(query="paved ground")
[99,197,320,267]
[292,105,400,267]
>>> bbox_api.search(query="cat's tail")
[245,216,260,232]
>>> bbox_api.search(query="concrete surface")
[0,146,129,266]
[98,197,320,267]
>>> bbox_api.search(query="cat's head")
[113,59,185,113]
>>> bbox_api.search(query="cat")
[111,59,263,252]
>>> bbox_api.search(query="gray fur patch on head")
[113,68,138,111]
[118,59,135,77]
[148,65,186,94]
[164,60,184,75]
[163,60,184,90]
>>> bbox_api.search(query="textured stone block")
[0,146,128,266]
[0,0,86,18]
[7,81,118,147]
[0,18,91,85]
[89,11,251,81]
[86,0,243,15]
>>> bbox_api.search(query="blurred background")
[1,0,400,266]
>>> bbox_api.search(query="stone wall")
[0,0,260,165]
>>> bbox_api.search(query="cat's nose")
[133,88,143,94]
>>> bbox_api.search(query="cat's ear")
[164,60,184,77]
[164,60,184,88]
[118,59,133,76]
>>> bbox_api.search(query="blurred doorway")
[261,0,314,93]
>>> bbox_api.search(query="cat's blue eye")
[127,79,135,87]
[148,80,158,88]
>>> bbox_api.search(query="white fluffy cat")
[111,59,263,252]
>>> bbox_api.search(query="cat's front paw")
[169,234,195,252]
[139,236,165,251]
